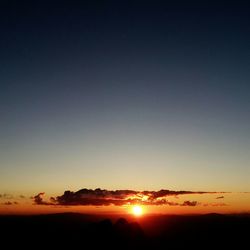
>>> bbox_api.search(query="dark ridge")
[1,213,249,249]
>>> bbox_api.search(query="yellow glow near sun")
[132,205,143,216]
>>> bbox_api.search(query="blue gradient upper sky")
[1,1,250,195]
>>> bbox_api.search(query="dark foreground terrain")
[1,213,249,249]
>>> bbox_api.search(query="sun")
[132,205,143,216]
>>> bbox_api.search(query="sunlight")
[132,205,143,216]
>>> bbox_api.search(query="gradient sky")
[1,0,250,207]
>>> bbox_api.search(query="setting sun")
[132,205,143,216]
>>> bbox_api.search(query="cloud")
[203,202,227,207]
[3,201,12,205]
[0,193,13,199]
[33,188,225,206]
[211,202,227,206]
[181,201,198,206]
[2,201,18,205]
[216,196,224,199]
[48,189,137,206]
[0,194,25,199]
[33,192,53,205]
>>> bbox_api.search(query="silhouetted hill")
[1,213,249,249]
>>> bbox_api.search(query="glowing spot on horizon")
[132,205,143,216]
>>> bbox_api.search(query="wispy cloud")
[2,201,18,205]
[216,196,224,199]
[0,193,13,199]
[0,194,26,200]
[203,202,228,207]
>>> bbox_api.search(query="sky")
[0,1,250,214]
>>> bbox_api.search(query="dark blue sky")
[1,1,250,194]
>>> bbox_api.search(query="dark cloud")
[33,188,226,206]
[216,196,224,199]
[49,189,136,206]
[181,201,198,206]
[33,192,53,205]
[144,190,214,199]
